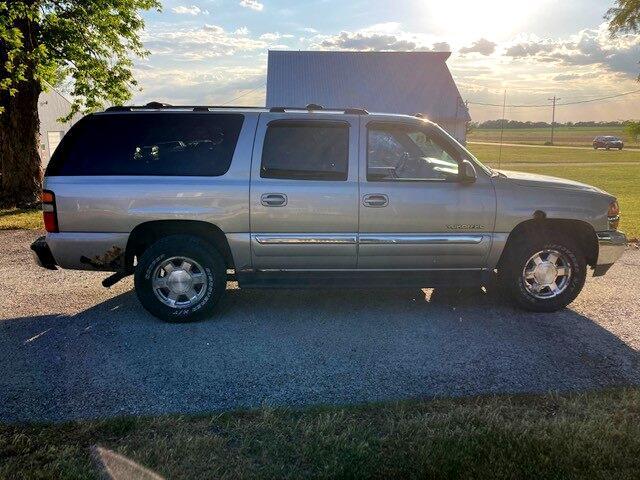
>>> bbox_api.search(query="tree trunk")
[0,77,43,208]
[0,4,43,208]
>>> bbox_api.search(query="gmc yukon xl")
[31,104,627,321]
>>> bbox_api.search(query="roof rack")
[269,104,369,115]
[105,102,266,112]
[105,102,369,115]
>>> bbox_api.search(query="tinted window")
[367,124,459,181]
[46,113,244,176]
[260,122,349,181]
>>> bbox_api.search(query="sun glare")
[426,0,547,43]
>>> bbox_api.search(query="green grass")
[468,144,640,239]
[0,208,42,230]
[2,388,640,479]
[468,126,639,148]
[469,143,640,164]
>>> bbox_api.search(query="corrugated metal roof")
[266,51,470,122]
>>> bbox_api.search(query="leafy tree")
[0,0,161,207]
[625,121,640,145]
[608,0,640,34]
[607,0,640,80]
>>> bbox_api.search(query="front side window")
[367,124,460,181]
[261,122,349,181]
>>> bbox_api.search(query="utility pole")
[547,95,560,145]
[498,90,506,168]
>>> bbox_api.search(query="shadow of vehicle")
[1,284,638,423]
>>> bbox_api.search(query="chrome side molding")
[254,234,357,245]
[359,234,484,245]
[253,233,485,245]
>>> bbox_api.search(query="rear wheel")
[134,235,226,322]
[499,233,586,312]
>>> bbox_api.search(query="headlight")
[608,200,620,230]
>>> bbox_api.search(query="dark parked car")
[593,136,624,150]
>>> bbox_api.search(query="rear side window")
[46,113,244,176]
[260,121,349,181]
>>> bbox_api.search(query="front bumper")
[30,236,58,270]
[593,231,627,276]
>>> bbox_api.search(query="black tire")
[498,232,587,312]
[134,235,226,322]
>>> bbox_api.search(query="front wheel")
[134,235,227,322]
[498,234,587,312]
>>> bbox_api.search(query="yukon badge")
[446,224,485,230]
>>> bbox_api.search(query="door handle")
[261,193,287,207]
[362,194,389,208]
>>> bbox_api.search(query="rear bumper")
[593,231,627,276]
[30,236,58,270]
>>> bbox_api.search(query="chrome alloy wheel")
[152,256,208,308]
[522,249,572,299]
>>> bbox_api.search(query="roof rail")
[268,105,369,115]
[104,103,369,115]
[104,103,266,112]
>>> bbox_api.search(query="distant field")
[469,143,640,165]
[469,143,640,239]
[468,126,639,148]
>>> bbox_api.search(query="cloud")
[433,42,452,52]
[503,25,640,78]
[259,32,294,41]
[313,25,450,52]
[459,38,496,56]
[133,66,266,105]
[239,0,264,11]
[553,72,600,81]
[144,24,271,60]
[234,26,250,35]
[171,5,209,15]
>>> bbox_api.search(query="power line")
[556,89,640,106]
[220,84,266,105]
[466,88,640,108]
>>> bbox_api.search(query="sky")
[132,0,640,122]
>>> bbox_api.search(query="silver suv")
[31,104,627,321]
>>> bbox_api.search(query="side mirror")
[459,159,477,184]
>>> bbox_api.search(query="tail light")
[607,200,620,230]
[41,190,59,233]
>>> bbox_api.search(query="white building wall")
[38,88,82,168]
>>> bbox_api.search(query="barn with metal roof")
[266,50,470,142]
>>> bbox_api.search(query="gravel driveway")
[1,230,639,423]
